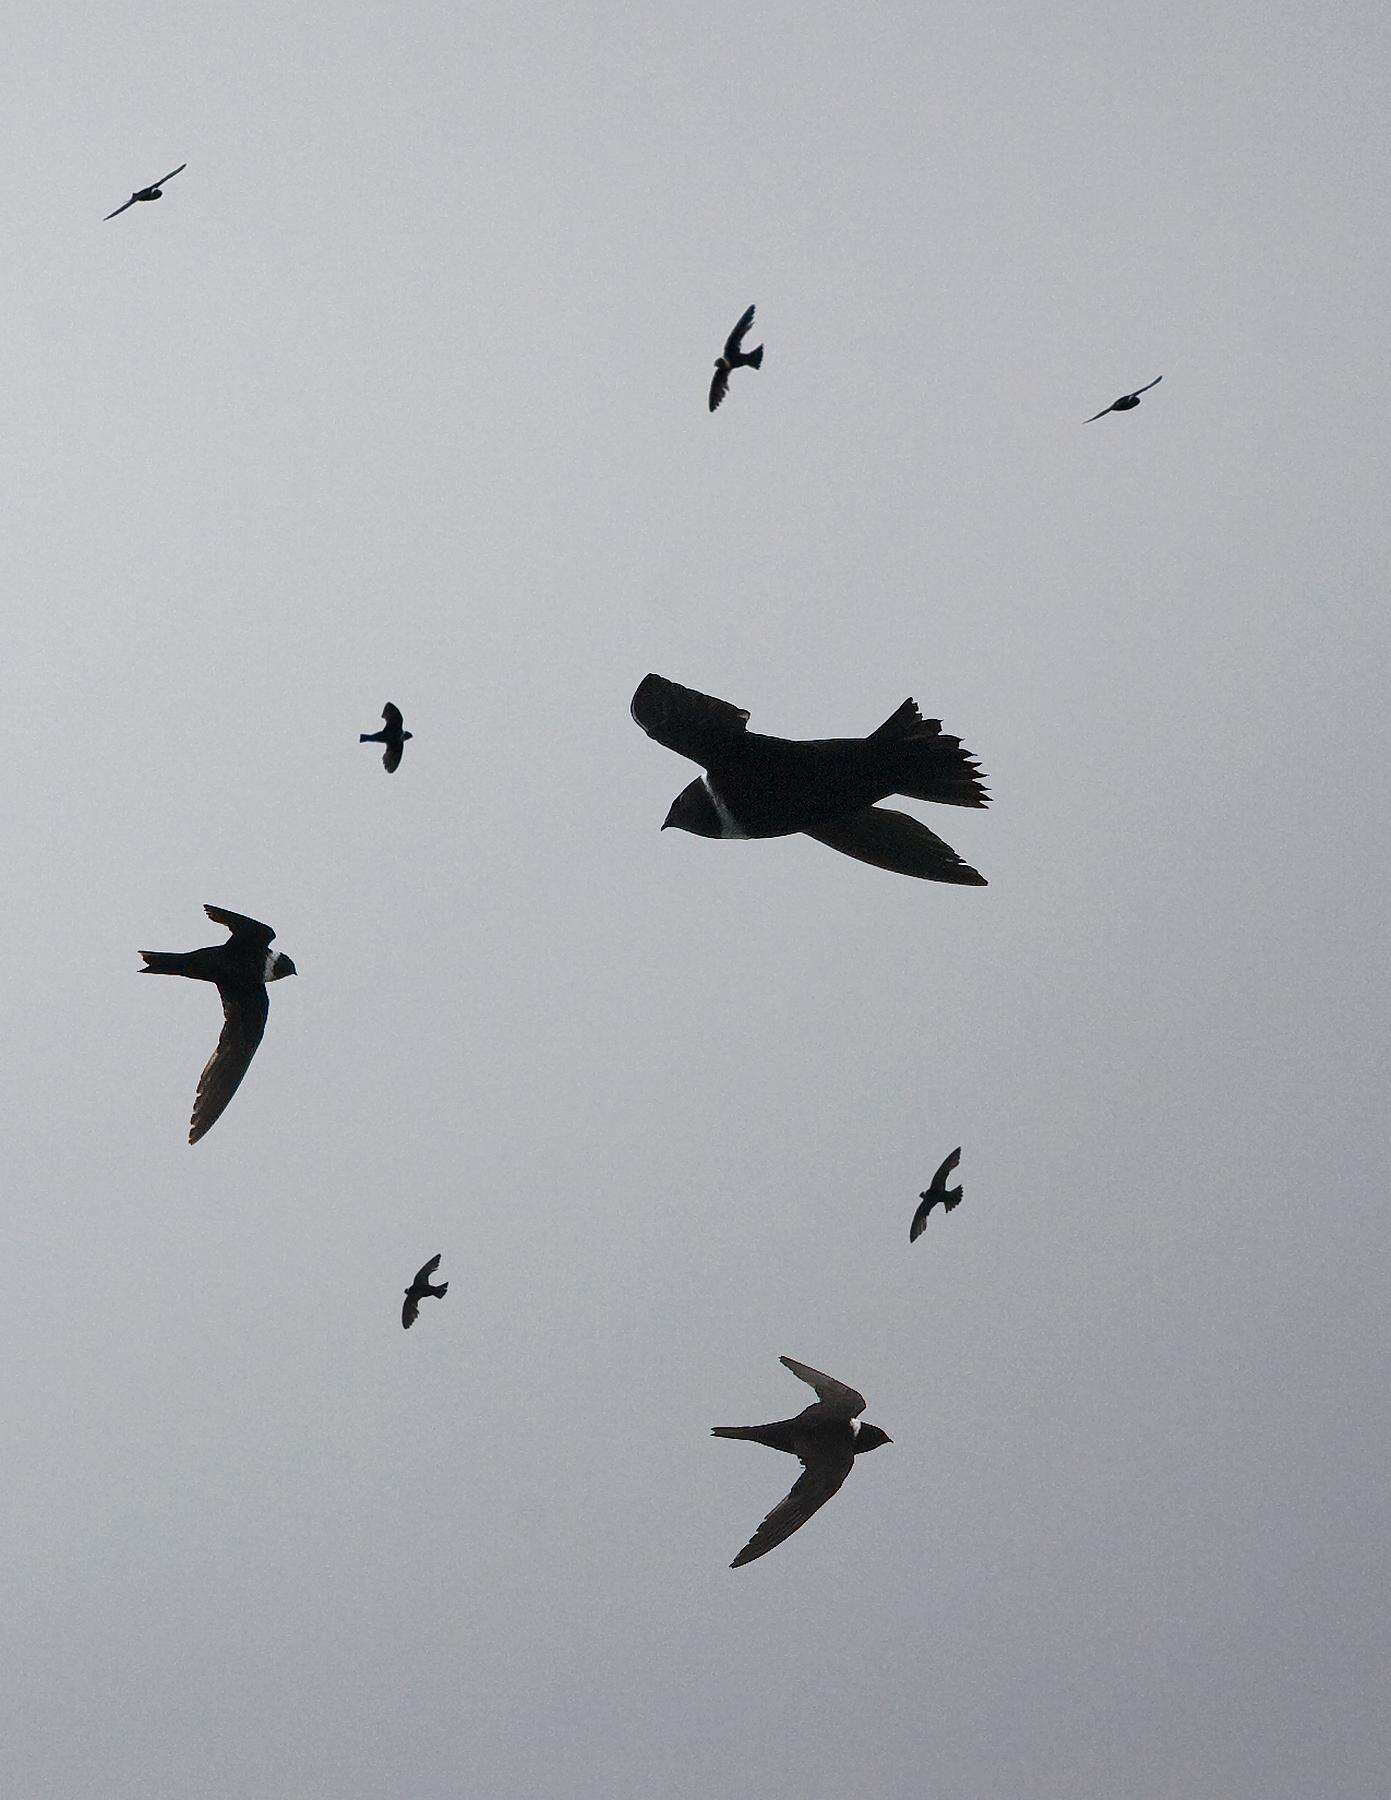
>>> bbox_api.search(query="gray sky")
[4,3,1389,1796]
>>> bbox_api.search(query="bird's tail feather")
[139,951,185,974]
[746,345,764,369]
[869,700,988,808]
[711,1424,777,1443]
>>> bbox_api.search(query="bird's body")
[1086,375,1162,421]
[402,1254,448,1329]
[104,164,186,221]
[709,304,764,411]
[359,701,412,773]
[631,672,989,884]
[139,905,295,1143]
[712,1356,890,1567]
[910,1146,964,1242]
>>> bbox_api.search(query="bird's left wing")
[104,197,136,221]
[730,1450,854,1567]
[204,905,276,944]
[189,985,269,1144]
[402,1292,420,1329]
[412,1254,442,1286]
[381,702,403,729]
[780,1357,866,1418]
[1135,375,1162,395]
[630,674,751,765]
[804,805,986,885]
[153,164,186,186]
[383,740,403,773]
[1085,402,1116,422]
[708,364,730,412]
[723,304,756,360]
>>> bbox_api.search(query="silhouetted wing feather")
[402,1292,419,1329]
[153,164,186,187]
[1085,403,1116,422]
[104,196,137,220]
[708,364,730,412]
[779,1357,866,1419]
[204,905,275,944]
[1135,375,1162,395]
[804,806,986,885]
[381,702,403,730]
[412,1254,442,1286]
[730,1451,854,1567]
[723,305,756,360]
[932,1146,962,1187]
[383,740,403,773]
[189,985,269,1144]
[631,674,750,765]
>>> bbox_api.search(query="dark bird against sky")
[402,1254,448,1329]
[359,701,412,773]
[1086,375,1162,422]
[631,673,989,884]
[910,1146,964,1242]
[708,304,764,412]
[104,164,186,221]
[712,1356,891,1567]
[139,905,296,1144]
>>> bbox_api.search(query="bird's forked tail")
[139,951,185,974]
[746,345,764,369]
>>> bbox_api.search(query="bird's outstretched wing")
[730,1449,855,1567]
[189,984,269,1144]
[1085,401,1117,422]
[383,740,403,773]
[1135,375,1162,396]
[153,164,186,187]
[204,905,276,945]
[630,673,751,765]
[708,363,730,412]
[402,1292,420,1329]
[780,1356,866,1419]
[804,805,986,885]
[910,1146,963,1241]
[412,1254,442,1287]
[104,196,137,221]
[382,702,403,730]
[723,305,756,361]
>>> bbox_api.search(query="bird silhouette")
[713,1357,891,1567]
[359,702,412,773]
[1086,375,1162,421]
[104,164,186,221]
[709,304,764,412]
[402,1254,448,1329]
[910,1146,963,1242]
[631,672,988,884]
[139,906,296,1144]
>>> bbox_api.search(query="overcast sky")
[3,3,1389,1797]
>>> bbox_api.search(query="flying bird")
[104,164,186,221]
[139,905,296,1143]
[359,702,412,773]
[712,1356,891,1567]
[1086,375,1162,421]
[402,1254,448,1329]
[910,1146,963,1242]
[709,304,764,412]
[631,672,989,884]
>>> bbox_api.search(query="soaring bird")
[712,1357,891,1567]
[139,905,296,1143]
[631,672,989,884]
[104,164,186,221]
[910,1146,963,1242]
[359,702,412,773]
[402,1254,448,1329]
[1086,375,1162,421]
[709,304,764,412]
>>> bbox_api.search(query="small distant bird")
[359,702,412,773]
[1086,375,1162,422]
[104,164,186,221]
[402,1254,448,1329]
[631,672,989,884]
[139,905,296,1144]
[709,304,764,412]
[712,1357,891,1567]
[910,1146,963,1242]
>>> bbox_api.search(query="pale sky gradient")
[3,4,1389,1797]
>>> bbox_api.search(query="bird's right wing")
[932,1146,962,1188]
[723,304,756,360]
[1085,403,1116,422]
[154,164,186,186]
[104,197,136,220]
[383,741,403,773]
[730,1450,854,1567]
[189,985,269,1144]
[708,364,730,412]
[803,806,986,885]
[1135,375,1162,395]
[382,702,403,729]
[204,905,276,944]
[630,674,750,765]
[413,1254,442,1286]
[780,1356,866,1418]
[402,1293,419,1329]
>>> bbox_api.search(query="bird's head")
[662,779,722,838]
[854,1423,893,1454]
[269,952,297,980]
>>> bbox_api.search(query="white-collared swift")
[359,702,412,773]
[139,905,296,1144]
[1086,375,1162,421]
[402,1254,448,1329]
[631,672,989,884]
[910,1146,963,1242]
[709,304,763,412]
[104,164,186,221]
[712,1357,891,1567]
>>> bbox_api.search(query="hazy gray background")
[3,3,1388,1796]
